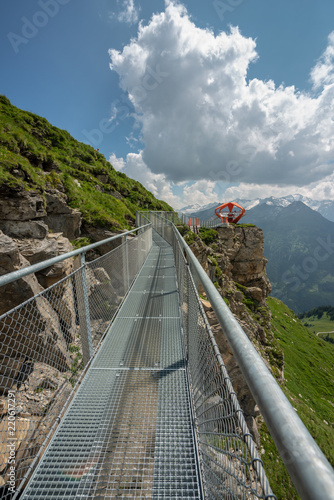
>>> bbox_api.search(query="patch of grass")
[260,297,334,498]
[198,227,218,245]
[235,282,247,291]
[301,313,334,338]
[184,231,196,245]
[71,237,93,249]
[258,419,299,499]
[235,223,256,227]
[0,95,173,230]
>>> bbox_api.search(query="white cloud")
[311,31,334,89]
[109,153,125,172]
[114,0,139,25]
[109,2,334,206]
[183,180,220,207]
[224,171,334,202]
[109,152,182,208]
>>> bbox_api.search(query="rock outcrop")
[0,186,82,242]
[188,225,283,444]
[0,186,84,490]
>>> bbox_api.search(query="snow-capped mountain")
[180,195,334,222]
[179,201,217,214]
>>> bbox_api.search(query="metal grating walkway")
[21,232,203,499]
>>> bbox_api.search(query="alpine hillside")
[0,94,172,236]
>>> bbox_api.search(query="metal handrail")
[0,223,151,287]
[153,212,334,500]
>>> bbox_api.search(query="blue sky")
[1,0,334,208]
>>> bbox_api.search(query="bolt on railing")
[139,211,334,500]
[0,224,152,498]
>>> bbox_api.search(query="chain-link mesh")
[0,213,274,499]
[0,226,152,499]
[18,230,202,500]
[147,212,275,499]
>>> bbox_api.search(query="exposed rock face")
[0,232,72,384]
[0,361,73,488]
[0,232,42,315]
[0,220,49,239]
[44,190,81,240]
[216,226,272,300]
[189,225,283,444]
[34,234,74,288]
[0,186,82,242]
[0,222,78,489]
[0,187,46,221]
[82,225,126,257]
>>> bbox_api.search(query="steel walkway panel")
[91,317,185,369]
[139,267,177,278]
[117,290,180,319]
[131,276,177,292]
[21,231,202,499]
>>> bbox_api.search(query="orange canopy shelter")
[215,202,246,224]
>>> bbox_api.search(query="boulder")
[0,356,26,394]
[96,174,109,184]
[36,234,74,288]
[0,187,46,221]
[91,267,118,303]
[18,238,58,265]
[0,220,48,239]
[83,226,126,256]
[0,294,72,376]
[51,280,77,345]
[244,286,264,303]
[0,231,21,273]
[0,232,42,315]
[45,191,73,215]
[110,190,122,201]
[44,213,81,240]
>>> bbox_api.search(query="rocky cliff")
[184,225,284,442]
[0,186,128,491]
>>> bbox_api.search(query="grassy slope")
[260,297,334,499]
[301,313,334,343]
[0,95,172,231]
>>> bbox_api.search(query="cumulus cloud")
[109,152,182,207]
[182,180,220,207]
[114,0,139,25]
[311,31,334,89]
[224,172,334,201]
[109,1,334,204]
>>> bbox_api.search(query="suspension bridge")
[0,212,333,499]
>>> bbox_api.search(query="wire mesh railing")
[138,211,334,500]
[176,213,222,228]
[136,212,275,499]
[0,224,152,499]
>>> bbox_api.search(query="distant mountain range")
[182,197,334,313]
[181,195,334,222]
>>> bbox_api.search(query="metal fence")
[137,212,275,499]
[138,211,334,500]
[0,225,152,499]
[176,213,222,228]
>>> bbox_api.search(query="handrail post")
[125,234,130,291]
[74,252,93,366]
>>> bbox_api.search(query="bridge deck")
[22,232,203,499]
